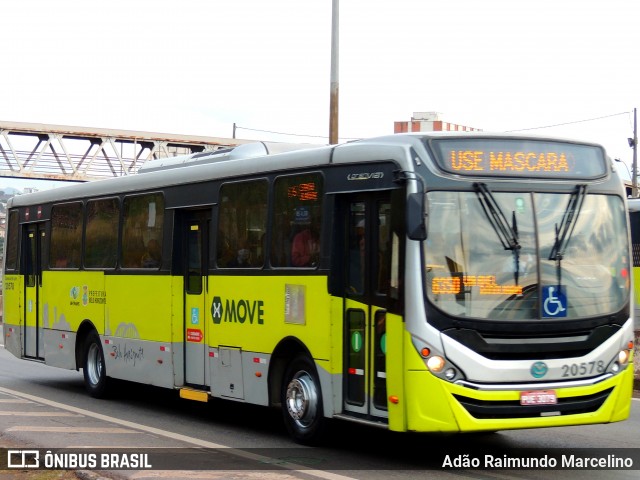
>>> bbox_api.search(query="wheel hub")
[285,372,318,426]
[87,343,103,386]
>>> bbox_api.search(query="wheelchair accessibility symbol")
[542,285,567,318]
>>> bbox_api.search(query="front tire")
[82,331,109,398]
[281,355,325,445]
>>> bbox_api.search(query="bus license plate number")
[520,390,557,405]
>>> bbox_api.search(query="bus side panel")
[209,275,331,356]
[103,275,174,388]
[208,275,332,399]
[2,274,23,358]
[386,313,407,432]
[327,295,345,416]
[41,271,105,368]
[171,275,185,388]
[43,329,77,370]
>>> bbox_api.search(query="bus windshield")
[424,191,630,321]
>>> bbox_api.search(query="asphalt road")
[0,341,639,480]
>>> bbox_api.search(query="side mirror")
[407,192,427,240]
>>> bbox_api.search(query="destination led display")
[288,182,318,201]
[427,138,607,178]
[431,275,523,296]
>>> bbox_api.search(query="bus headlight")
[425,354,461,382]
[412,337,464,382]
[426,355,446,372]
[608,342,633,374]
[618,340,634,366]
[618,348,631,366]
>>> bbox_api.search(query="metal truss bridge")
[0,120,249,182]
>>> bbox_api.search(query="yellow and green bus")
[626,197,640,332]
[2,133,635,443]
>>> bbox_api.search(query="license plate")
[520,390,557,405]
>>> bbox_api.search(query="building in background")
[394,112,481,134]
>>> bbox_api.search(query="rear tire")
[82,331,109,398]
[281,354,325,445]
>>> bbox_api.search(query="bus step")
[179,388,209,403]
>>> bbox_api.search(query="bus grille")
[452,388,613,419]
[443,324,621,361]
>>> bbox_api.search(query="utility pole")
[328,0,339,145]
[632,108,638,197]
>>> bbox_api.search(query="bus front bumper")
[402,362,634,433]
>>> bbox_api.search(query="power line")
[236,111,632,140]
[505,111,630,132]
[236,125,326,139]
[234,125,359,142]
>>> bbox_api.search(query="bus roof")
[7,132,607,208]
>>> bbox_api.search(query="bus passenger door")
[23,222,46,360]
[342,194,393,420]
[180,210,210,387]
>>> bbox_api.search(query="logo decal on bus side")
[346,172,384,181]
[211,296,265,325]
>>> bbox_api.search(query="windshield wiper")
[548,185,587,262]
[474,183,522,284]
[474,183,521,252]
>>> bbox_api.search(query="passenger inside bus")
[141,239,162,268]
[54,248,80,268]
[227,241,252,267]
[216,231,234,267]
[291,217,320,267]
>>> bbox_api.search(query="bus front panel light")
[444,368,456,380]
[618,349,631,365]
[426,355,446,372]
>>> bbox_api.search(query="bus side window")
[5,210,20,271]
[271,173,323,268]
[50,202,83,269]
[376,202,392,295]
[217,179,267,268]
[85,198,119,269]
[121,193,164,269]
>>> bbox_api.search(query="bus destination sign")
[427,138,607,179]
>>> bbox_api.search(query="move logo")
[211,296,265,325]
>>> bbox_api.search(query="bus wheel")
[281,355,325,444]
[82,332,109,398]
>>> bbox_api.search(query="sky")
[1,0,639,190]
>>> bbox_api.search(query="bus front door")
[342,195,393,420]
[22,222,45,360]
[181,210,210,387]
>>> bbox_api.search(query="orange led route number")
[288,182,318,201]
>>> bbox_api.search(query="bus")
[626,197,640,331]
[2,133,635,444]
